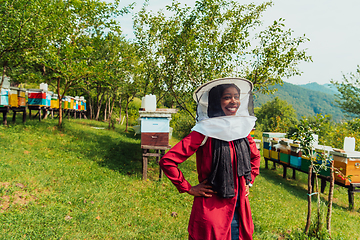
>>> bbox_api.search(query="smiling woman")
[160,78,261,240]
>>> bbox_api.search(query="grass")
[0,118,359,239]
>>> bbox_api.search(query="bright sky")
[116,0,360,85]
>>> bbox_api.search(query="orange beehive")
[332,151,360,185]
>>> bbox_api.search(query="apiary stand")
[0,106,9,125]
[348,184,360,209]
[139,109,177,180]
[11,107,27,123]
[141,145,170,180]
[28,106,48,121]
[264,155,360,209]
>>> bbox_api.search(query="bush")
[170,109,196,139]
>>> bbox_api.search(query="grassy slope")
[0,119,359,239]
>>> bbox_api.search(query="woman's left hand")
[245,185,250,197]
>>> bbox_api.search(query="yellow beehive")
[51,94,59,109]
[69,97,74,109]
[9,88,18,107]
[263,149,270,159]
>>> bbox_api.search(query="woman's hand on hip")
[187,180,215,197]
[245,185,250,197]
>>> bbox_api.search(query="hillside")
[298,82,339,94]
[254,81,345,122]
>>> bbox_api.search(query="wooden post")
[22,108,26,123]
[283,165,287,178]
[348,184,355,210]
[159,149,165,179]
[12,111,16,123]
[2,110,7,125]
[264,158,268,169]
[292,168,296,180]
[142,149,148,180]
[321,178,327,193]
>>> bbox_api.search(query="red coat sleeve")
[247,134,261,184]
[159,131,205,193]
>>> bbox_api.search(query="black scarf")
[207,137,252,198]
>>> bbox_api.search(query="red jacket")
[160,131,261,240]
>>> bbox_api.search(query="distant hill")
[298,82,338,95]
[254,82,345,122]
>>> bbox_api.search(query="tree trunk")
[108,94,116,129]
[0,66,6,89]
[326,160,335,235]
[88,96,93,120]
[118,97,122,124]
[104,95,108,121]
[315,173,321,235]
[57,78,62,126]
[304,164,313,234]
[125,99,129,132]
[95,92,104,121]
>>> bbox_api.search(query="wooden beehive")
[139,109,177,148]
[28,89,46,106]
[0,88,9,107]
[332,150,360,185]
[8,87,18,107]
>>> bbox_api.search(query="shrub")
[170,109,196,139]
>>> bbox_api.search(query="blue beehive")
[141,117,170,133]
[0,88,9,106]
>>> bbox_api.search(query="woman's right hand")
[187,180,216,197]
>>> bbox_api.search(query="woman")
[159,78,260,240]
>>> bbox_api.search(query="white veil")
[191,77,257,141]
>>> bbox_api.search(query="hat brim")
[193,77,253,102]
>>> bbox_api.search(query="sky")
[115,0,360,85]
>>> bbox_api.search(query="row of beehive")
[0,87,86,110]
[262,132,360,185]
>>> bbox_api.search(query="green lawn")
[0,119,359,239]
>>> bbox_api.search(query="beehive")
[139,109,177,147]
[51,94,59,109]
[332,150,360,185]
[45,91,53,107]
[28,89,46,106]
[75,96,79,110]
[262,132,286,151]
[270,138,280,161]
[290,142,302,168]
[300,156,316,173]
[0,88,9,107]
[315,145,333,177]
[17,88,26,107]
[278,139,292,165]
[8,87,18,107]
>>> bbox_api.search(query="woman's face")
[220,86,240,116]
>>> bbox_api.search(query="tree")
[133,0,311,118]
[28,0,129,126]
[0,0,62,87]
[331,65,360,117]
[254,97,298,132]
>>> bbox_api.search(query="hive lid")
[331,150,360,159]
[279,139,293,146]
[28,88,45,92]
[315,145,333,152]
[290,142,301,148]
[262,132,286,138]
[139,108,177,118]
